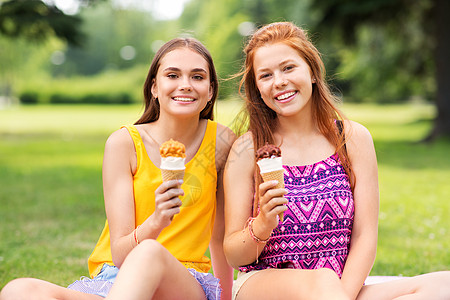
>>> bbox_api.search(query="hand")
[257,180,288,231]
[151,179,184,230]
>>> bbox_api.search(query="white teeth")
[276,91,295,100]
[173,97,194,102]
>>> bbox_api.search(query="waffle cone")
[261,169,285,222]
[161,169,185,184]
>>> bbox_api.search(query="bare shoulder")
[342,120,376,158]
[215,122,237,171]
[104,127,134,152]
[216,122,237,152]
[343,120,373,144]
[227,131,255,164]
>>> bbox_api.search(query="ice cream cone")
[161,169,185,185]
[261,169,285,222]
[256,143,285,222]
[160,139,186,188]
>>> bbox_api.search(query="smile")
[275,91,297,101]
[173,97,195,102]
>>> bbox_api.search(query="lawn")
[0,101,448,289]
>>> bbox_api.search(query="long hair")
[135,38,218,125]
[238,22,353,214]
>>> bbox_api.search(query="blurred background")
[0,0,449,136]
[0,0,449,288]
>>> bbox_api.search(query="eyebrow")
[163,67,208,73]
[255,59,296,73]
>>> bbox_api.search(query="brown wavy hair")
[237,22,353,211]
[135,38,218,125]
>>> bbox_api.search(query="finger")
[164,188,184,200]
[260,188,287,206]
[155,179,184,194]
[157,195,183,210]
[167,206,181,220]
[168,197,182,208]
[259,180,279,197]
[261,196,288,215]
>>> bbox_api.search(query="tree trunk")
[427,0,450,140]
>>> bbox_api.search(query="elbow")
[222,240,240,270]
[110,243,125,269]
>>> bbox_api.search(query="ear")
[208,83,214,100]
[151,79,157,98]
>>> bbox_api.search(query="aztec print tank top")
[239,153,354,278]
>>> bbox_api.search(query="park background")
[0,0,449,288]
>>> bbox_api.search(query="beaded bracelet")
[133,225,141,245]
[247,217,270,243]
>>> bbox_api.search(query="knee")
[1,278,39,300]
[313,269,350,300]
[132,239,169,265]
[428,271,450,298]
[314,268,340,283]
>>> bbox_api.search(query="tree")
[0,0,84,46]
[312,0,450,140]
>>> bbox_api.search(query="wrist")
[142,217,163,240]
[249,217,272,242]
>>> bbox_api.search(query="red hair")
[237,22,353,214]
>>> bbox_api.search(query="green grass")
[343,104,450,276]
[0,101,449,289]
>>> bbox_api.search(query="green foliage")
[0,0,83,45]
[336,25,435,103]
[311,0,436,103]
[0,0,442,108]
[60,3,160,75]
[17,66,148,105]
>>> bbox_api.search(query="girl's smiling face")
[152,47,213,118]
[253,42,315,117]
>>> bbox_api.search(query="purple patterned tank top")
[240,153,354,277]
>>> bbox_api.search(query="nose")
[274,72,287,88]
[179,77,192,91]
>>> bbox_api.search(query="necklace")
[145,129,162,147]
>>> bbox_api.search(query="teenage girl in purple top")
[223,21,450,300]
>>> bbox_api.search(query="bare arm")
[103,128,183,268]
[210,124,235,300]
[223,133,287,269]
[340,121,379,299]
[102,129,138,268]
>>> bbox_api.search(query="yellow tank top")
[88,120,218,277]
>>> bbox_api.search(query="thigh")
[357,271,450,300]
[152,263,207,300]
[108,240,207,300]
[236,268,348,300]
[0,278,103,300]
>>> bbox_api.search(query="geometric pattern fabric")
[240,153,354,278]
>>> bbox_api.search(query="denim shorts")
[68,264,221,299]
[67,264,117,297]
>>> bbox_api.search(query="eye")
[283,65,295,72]
[167,73,178,79]
[192,74,205,80]
[259,73,271,80]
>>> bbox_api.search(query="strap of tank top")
[120,125,144,162]
[336,120,347,154]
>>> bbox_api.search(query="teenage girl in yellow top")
[0,38,234,300]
